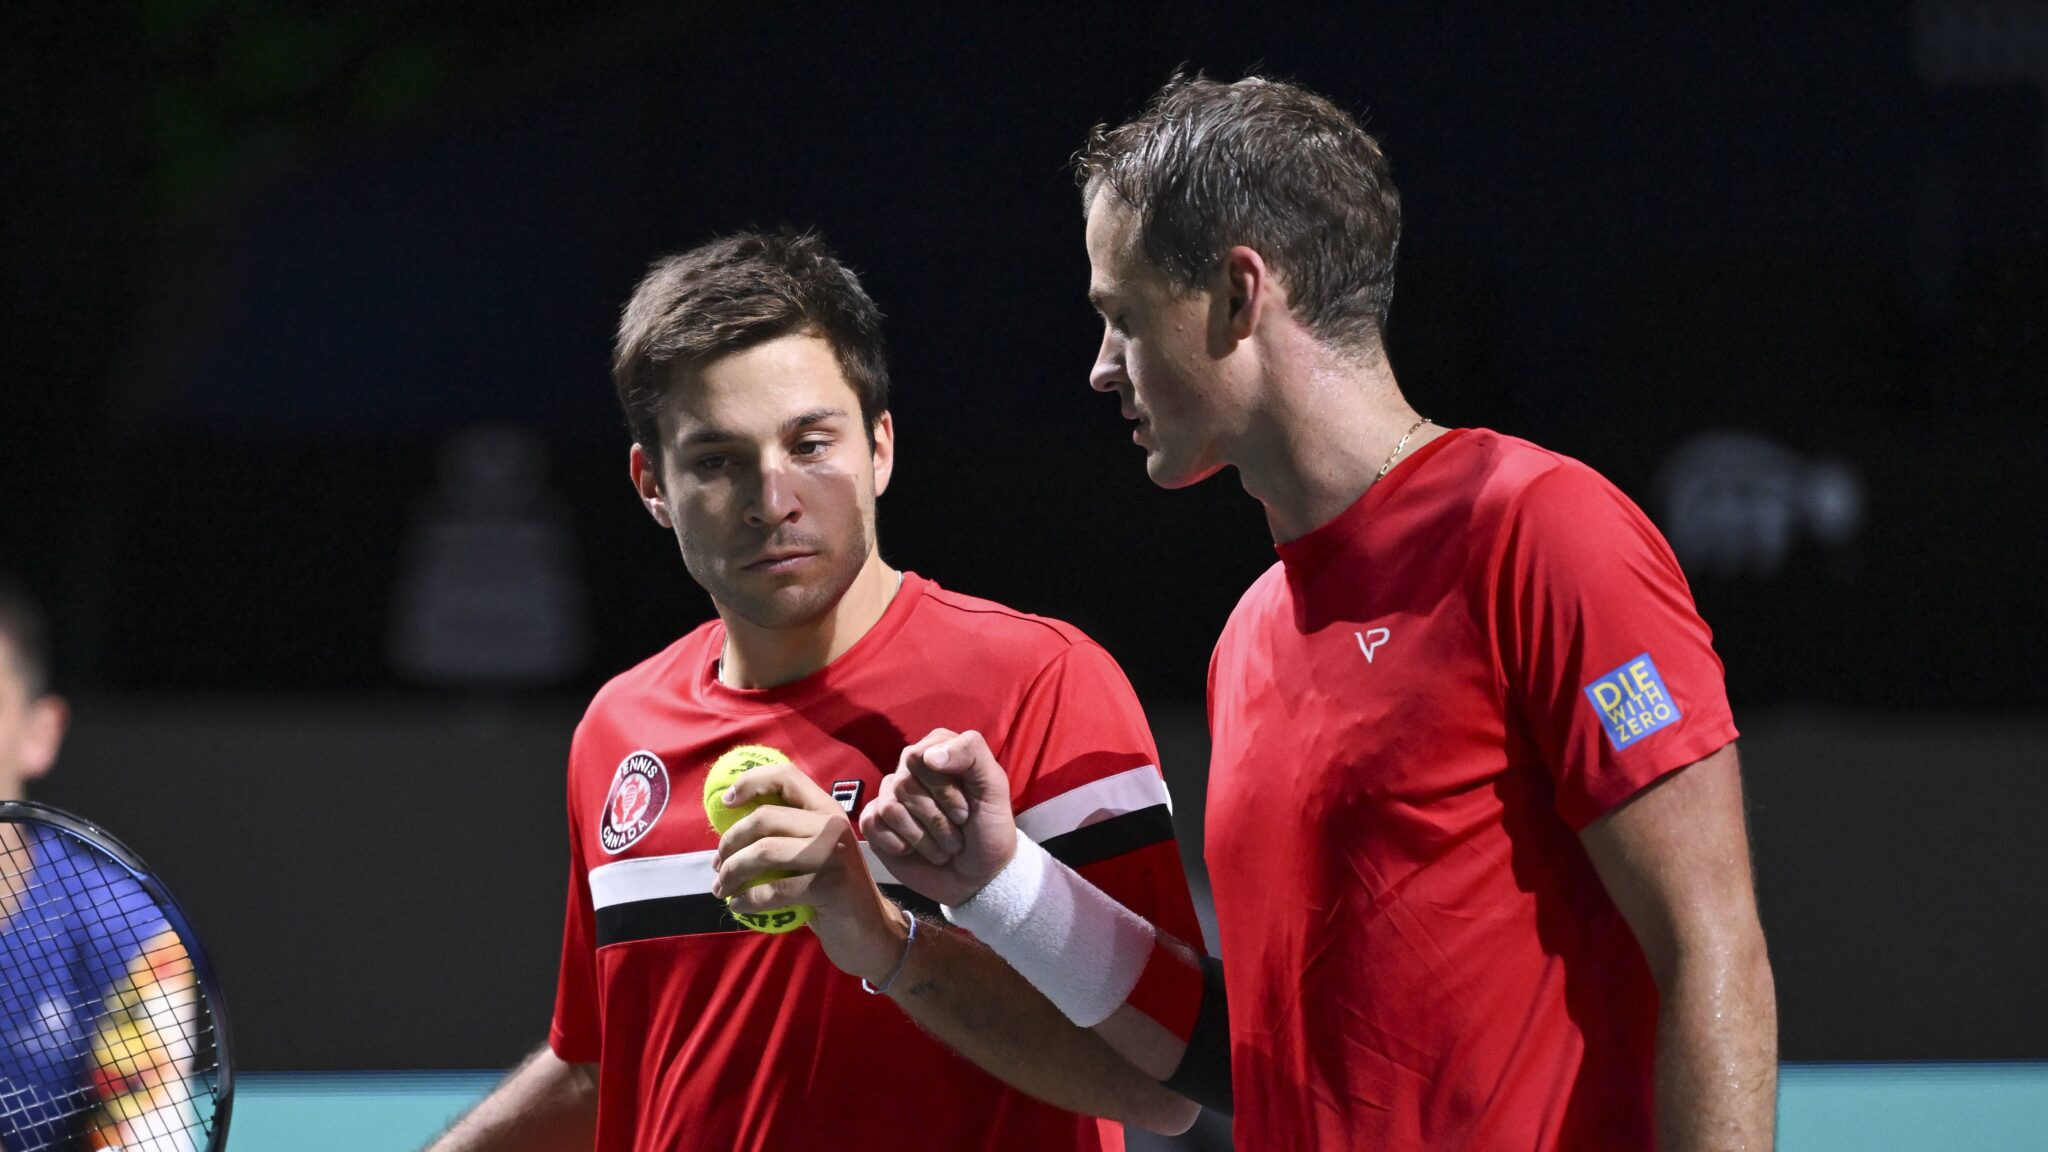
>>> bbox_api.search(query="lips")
[747,550,817,571]
[1115,398,1150,445]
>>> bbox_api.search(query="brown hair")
[1076,74,1402,349]
[612,230,889,470]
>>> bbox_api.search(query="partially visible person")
[867,75,1777,1152]
[0,573,201,1151]
[0,573,66,805]
[427,231,1202,1152]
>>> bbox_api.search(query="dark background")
[4,0,2045,1088]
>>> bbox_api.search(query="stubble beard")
[685,517,874,633]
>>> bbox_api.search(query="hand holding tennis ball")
[705,745,814,934]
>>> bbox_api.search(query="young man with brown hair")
[427,230,1202,1151]
[868,76,1778,1151]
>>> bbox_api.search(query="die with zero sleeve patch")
[1583,652,1683,750]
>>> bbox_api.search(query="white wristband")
[941,833,1156,1027]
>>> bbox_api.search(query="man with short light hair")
[868,75,1778,1151]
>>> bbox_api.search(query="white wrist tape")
[942,832,1156,1027]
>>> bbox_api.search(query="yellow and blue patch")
[1584,653,1682,750]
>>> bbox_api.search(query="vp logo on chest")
[1354,627,1391,662]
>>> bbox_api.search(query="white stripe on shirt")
[1015,764,1170,844]
[589,844,904,908]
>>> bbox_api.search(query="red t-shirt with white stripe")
[551,572,1201,1152]
[1206,429,1738,1151]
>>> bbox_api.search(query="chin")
[1143,451,1222,491]
[720,561,865,631]
[722,588,831,631]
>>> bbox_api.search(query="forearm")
[1654,935,1778,1152]
[922,830,1229,1117]
[1094,1002,1189,1080]
[885,915,1199,1134]
[425,1044,598,1152]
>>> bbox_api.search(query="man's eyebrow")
[783,407,848,433]
[675,407,850,449]
[1087,286,1117,315]
[677,424,742,448]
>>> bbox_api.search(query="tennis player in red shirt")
[428,230,1202,1151]
[867,77,1778,1151]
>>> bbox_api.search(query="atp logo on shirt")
[599,750,671,854]
[1584,653,1682,750]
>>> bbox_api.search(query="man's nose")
[1089,329,1126,393]
[746,459,801,527]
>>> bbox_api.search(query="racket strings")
[0,822,224,1152]
[0,1082,93,1152]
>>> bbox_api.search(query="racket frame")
[0,799,235,1152]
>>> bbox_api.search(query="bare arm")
[1581,742,1777,1152]
[713,762,1199,1134]
[880,909,1200,1133]
[423,1044,597,1152]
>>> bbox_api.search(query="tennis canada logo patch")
[599,750,671,855]
[1584,653,1683,750]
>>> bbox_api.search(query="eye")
[692,454,730,473]
[1109,314,1130,336]
[793,437,831,458]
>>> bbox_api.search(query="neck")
[717,553,900,690]
[1233,340,1438,543]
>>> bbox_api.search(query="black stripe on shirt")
[596,893,733,946]
[1039,803,1175,871]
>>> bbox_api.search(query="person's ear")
[1219,245,1272,343]
[19,694,68,783]
[630,444,673,529]
[869,412,895,499]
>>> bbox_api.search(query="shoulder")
[581,619,719,726]
[1496,442,1654,547]
[910,579,1107,667]
[1207,562,1292,692]
[1430,429,1645,543]
[1471,438,1684,602]
[1218,561,1286,636]
[1431,428,1612,507]
[898,579,1151,708]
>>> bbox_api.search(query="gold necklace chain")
[1375,416,1432,481]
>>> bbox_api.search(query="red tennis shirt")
[1206,428,1738,1150]
[551,572,1201,1152]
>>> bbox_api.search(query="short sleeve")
[548,770,601,1064]
[1495,463,1739,829]
[999,642,1204,947]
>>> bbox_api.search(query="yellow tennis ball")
[704,744,813,935]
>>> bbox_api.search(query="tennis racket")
[0,801,232,1152]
